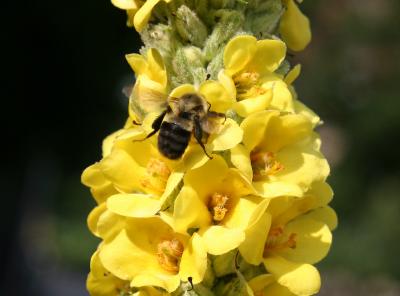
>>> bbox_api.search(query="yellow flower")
[98,216,207,293]
[172,156,270,256]
[240,182,337,296]
[126,48,168,121]
[112,0,173,32]
[87,250,129,296]
[284,64,321,127]
[231,110,329,198]
[280,0,311,52]
[221,35,294,116]
[91,137,183,218]
[248,273,298,296]
[88,249,170,296]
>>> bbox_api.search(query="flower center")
[140,158,171,195]
[234,71,266,100]
[208,192,230,223]
[263,226,297,257]
[157,238,184,273]
[250,151,284,181]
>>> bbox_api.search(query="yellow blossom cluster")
[83,1,335,295]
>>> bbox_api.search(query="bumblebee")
[141,93,226,159]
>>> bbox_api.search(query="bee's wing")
[201,112,226,134]
[129,79,169,121]
[167,96,182,115]
[122,84,133,98]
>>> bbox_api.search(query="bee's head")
[179,93,208,116]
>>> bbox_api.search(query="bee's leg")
[194,115,213,159]
[134,109,167,141]
[209,111,227,123]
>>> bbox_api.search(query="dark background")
[3,0,400,295]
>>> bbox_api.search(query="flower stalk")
[83,0,337,295]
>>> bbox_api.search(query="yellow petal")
[133,0,161,32]
[87,251,126,296]
[107,193,161,217]
[199,80,235,113]
[239,211,271,265]
[224,35,258,76]
[260,113,313,153]
[97,210,126,241]
[99,218,184,292]
[159,171,184,204]
[208,118,243,151]
[134,287,169,296]
[268,80,294,112]
[147,48,167,87]
[263,256,321,296]
[224,196,262,230]
[82,163,118,204]
[230,144,253,181]
[233,91,272,117]
[169,84,196,99]
[263,282,296,296]
[131,273,180,293]
[241,110,279,152]
[280,0,311,51]
[179,233,208,284]
[87,203,107,237]
[126,53,148,76]
[304,206,338,231]
[102,129,125,157]
[248,39,286,74]
[111,0,139,10]
[284,64,301,85]
[180,145,210,171]
[247,274,275,293]
[270,181,333,226]
[254,138,331,198]
[201,225,245,255]
[113,126,147,142]
[173,186,211,234]
[254,181,303,198]
[183,155,228,199]
[218,70,236,98]
[82,163,108,189]
[272,143,330,195]
[293,100,321,127]
[277,216,332,265]
[101,149,144,193]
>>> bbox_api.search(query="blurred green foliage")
[299,0,400,279]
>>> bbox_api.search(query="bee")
[130,85,226,160]
[139,93,226,159]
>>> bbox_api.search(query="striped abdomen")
[158,122,191,159]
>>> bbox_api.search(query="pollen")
[140,158,171,195]
[251,151,284,181]
[208,192,230,222]
[234,71,266,100]
[157,238,184,273]
[234,71,260,88]
[264,226,297,257]
[147,158,171,180]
